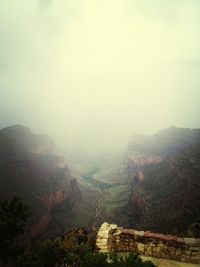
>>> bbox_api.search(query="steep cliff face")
[124,127,200,236]
[0,125,79,239]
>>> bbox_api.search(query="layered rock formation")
[0,125,79,239]
[96,223,200,264]
[123,127,200,236]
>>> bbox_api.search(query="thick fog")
[0,0,200,152]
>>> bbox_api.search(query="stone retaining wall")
[96,223,200,264]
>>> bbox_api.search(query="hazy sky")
[0,0,200,151]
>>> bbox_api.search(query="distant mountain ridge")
[1,125,55,154]
[127,126,200,159]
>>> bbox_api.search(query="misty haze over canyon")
[1,0,200,153]
[0,1,200,266]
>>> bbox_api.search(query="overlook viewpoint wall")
[96,223,200,264]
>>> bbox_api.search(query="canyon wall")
[123,127,200,236]
[0,125,80,240]
[30,177,79,237]
[96,223,200,264]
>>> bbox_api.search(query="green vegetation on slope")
[0,198,156,267]
[0,197,31,263]
[17,235,156,267]
[102,185,131,224]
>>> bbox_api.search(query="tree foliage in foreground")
[18,240,156,267]
[0,196,155,267]
[0,196,31,262]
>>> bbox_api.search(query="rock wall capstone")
[96,223,200,264]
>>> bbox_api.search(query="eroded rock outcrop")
[0,125,80,240]
[123,127,200,236]
[96,223,200,264]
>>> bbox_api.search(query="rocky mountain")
[1,125,56,155]
[0,125,79,240]
[1,124,199,241]
[123,126,200,236]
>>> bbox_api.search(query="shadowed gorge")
[1,125,200,238]
[1,125,200,266]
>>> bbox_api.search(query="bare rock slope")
[123,127,200,236]
[0,125,79,240]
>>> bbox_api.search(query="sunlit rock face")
[0,125,80,240]
[96,223,200,264]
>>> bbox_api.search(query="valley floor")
[66,154,200,266]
